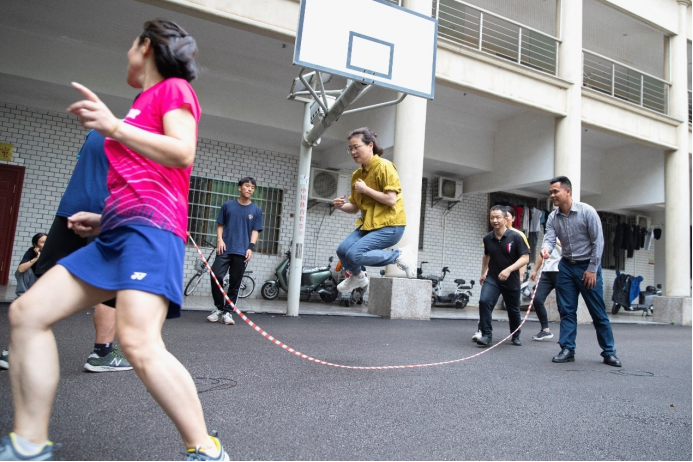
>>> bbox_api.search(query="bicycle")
[184,240,256,298]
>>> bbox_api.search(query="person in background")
[14,233,46,298]
[528,239,563,341]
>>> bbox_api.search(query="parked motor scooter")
[452,278,475,309]
[260,250,339,302]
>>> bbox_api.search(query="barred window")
[188,176,283,254]
[419,178,427,250]
[598,211,625,271]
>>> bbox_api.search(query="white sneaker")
[337,274,369,293]
[471,330,482,342]
[221,312,235,325]
[395,248,415,279]
[207,309,222,323]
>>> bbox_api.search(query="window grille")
[187,176,283,254]
[419,178,427,250]
[598,211,625,271]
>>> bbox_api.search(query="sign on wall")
[0,143,14,162]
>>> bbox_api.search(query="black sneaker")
[532,330,554,341]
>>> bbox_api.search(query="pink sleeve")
[159,78,201,122]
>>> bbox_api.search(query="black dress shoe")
[476,335,492,347]
[511,336,522,346]
[552,348,575,363]
[603,354,622,367]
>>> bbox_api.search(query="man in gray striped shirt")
[541,176,621,367]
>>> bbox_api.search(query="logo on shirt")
[507,243,513,252]
[248,214,254,220]
[126,109,141,119]
[130,272,147,280]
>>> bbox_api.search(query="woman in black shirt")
[15,233,46,297]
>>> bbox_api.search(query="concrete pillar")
[553,0,583,200]
[385,0,429,277]
[663,0,692,298]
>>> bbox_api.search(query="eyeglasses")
[346,144,366,153]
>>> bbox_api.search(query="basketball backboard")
[294,0,437,99]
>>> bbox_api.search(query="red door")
[0,165,25,285]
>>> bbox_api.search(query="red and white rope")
[189,234,544,370]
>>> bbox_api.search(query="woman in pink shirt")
[3,20,228,461]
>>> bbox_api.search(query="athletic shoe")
[395,248,415,279]
[207,309,223,323]
[221,312,235,325]
[83,348,133,373]
[337,274,369,293]
[185,433,229,461]
[532,330,554,341]
[0,350,8,370]
[471,331,482,342]
[0,433,55,461]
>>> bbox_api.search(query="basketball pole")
[287,76,369,317]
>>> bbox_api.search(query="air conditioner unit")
[635,215,651,229]
[432,177,463,202]
[309,168,350,203]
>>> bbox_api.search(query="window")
[419,178,427,250]
[187,176,283,254]
[598,211,625,271]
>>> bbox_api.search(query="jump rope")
[189,233,544,370]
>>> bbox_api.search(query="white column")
[663,0,691,297]
[553,0,583,200]
[385,0,429,276]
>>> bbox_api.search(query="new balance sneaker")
[471,331,482,342]
[532,330,554,341]
[207,309,223,323]
[84,348,133,372]
[185,432,229,461]
[395,248,415,279]
[221,312,235,325]
[337,273,369,293]
[0,433,55,461]
[0,350,8,370]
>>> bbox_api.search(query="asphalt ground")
[0,303,691,461]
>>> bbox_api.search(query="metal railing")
[432,0,559,75]
[688,90,692,124]
[583,50,670,115]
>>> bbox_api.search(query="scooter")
[612,279,662,316]
[261,250,339,302]
[452,278,475,309]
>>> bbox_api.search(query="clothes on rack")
[529,207,542,233]
[522,204,530,230]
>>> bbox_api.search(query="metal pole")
[286,79,369,316]
[611,62,615,96]
[517,28,522,63]
[478,12,484,50]
[286,102,314,317]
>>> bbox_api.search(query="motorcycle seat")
[302,266,329,273]
[454,279,466,285]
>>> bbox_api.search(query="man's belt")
[561,257,590,265]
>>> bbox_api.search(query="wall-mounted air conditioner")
[432,177,463,202]
[635,215,651,229]
[309,168,350,203]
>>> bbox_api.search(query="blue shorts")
[59,225,184,319]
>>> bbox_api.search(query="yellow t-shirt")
[347,155,406,230]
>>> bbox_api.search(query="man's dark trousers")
[478,277,521,339]
[211,253,246,311]
[532,271,560,329]
[555,260,615,357]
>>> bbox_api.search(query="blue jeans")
[555,260,615,357]
[478,277,522,339]
[336,226,404,275]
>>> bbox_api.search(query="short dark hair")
[139,19,198,82]
[549,176,572,191]
[490,205,506,214]
[238,176,257,187]
[505,206,515,218]
[32,233,46,247]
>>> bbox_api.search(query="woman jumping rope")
[333,127,415,294]
[1,20,228,461]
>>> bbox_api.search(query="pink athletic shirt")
[100,78,201,241]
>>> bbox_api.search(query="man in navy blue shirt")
[208,177,263,325]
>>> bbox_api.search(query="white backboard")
[294,0,437,99]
